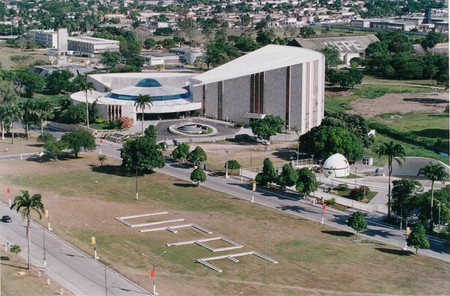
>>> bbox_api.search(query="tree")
[375,141,406,219]
[417,162,449,231]
[34,99,53,135]
[45,69,74,94]
[172,143,191,163]
[19,99,37,140]
[10,244,21,255]
[300,26,315,38]
[323,111,372,148]
[299,125,364,161]
[277,163,298,190]
[61,129,96,157]
[10,190,45,270]
[14,69,45,97]
[100,51,121,71]
[206,36,240,67]
[227,160,241,175]
[2,103,22,144]
[420,32,443,52]
[296,167,318,196]
[120,136,165,173]
[407,224,430,254]
[190,166,206,185]
[75,75,95,129]
[391,179,422,221]
[98,154,107,166]
[250,115,284,140]
[256,29,275,46]
[0,79,19,103]
[144,38,157,50]
[347,211,368,235]
[187,146,207,165]
[134,94,153,134]
[255,158,277,186]
[322,46,341,69]
[10,55,33,68]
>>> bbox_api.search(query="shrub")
[108,120,120,129]
[349,188,364,201]
[326,198,336,206]
[234,122,244,128]
[335,183,349,191]
[10,244,21,254]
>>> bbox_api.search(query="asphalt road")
[0,203,150,296]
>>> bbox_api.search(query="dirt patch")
[349,91,449,118]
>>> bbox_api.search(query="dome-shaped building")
[323,153,350,178]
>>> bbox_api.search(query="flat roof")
[192,45,323,85]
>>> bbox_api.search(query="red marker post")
[6,186,11,207]
[321,199,327,225]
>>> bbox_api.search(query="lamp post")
[45,195,58,231]
[143,251,166,296]
[400,217,410,251]
[225,149,229,179]
[85,224,100,259]
[42,228,47,270]
[438,203,441,231]
[135,167,139,200]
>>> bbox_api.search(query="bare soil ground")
[348,91,449,118]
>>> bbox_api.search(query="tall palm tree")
[418,162,449,231]
[19,99,36,140]
[10,191,45,270]
[134,94,153,134]
[3,103,22,144]
[375,141,406,219]
[76,75,95,129]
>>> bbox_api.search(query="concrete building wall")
[289,64,303,132]
[387,157,450,179]
[204,82,218,119]
[222,76,250,123]
[263,67,287,125]
[57,28,68,52]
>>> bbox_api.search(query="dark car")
[1,215,12,223]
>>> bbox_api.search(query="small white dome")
[323,153,350,178]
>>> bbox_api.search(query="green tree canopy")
[296,167,317,196]
[277,163,298,189]
[172,143,190,162]
[255,158,277,186]
[300,26,315,38]
[299,125,364,161]
[323,111,372,148]
[347,211,368,234]
[407,224,430,254]
[187,146,207,165]
[45,69,73,94]
[191,166,206,185]
[321,46,341,69]
[250,115,284,140]
[391,179,422,219]
[120,136,165,173]
[61,129,95,157]
[100,51,122,70]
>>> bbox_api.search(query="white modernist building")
[68,36,120,56]
[190,45,325,133]
[29,30,58,48]
[71,45,325,134]
[70,72,200,121]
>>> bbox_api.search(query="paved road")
[1,202,150,295]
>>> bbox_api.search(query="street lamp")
[438,203,441,231]
[225,149,229,179]
[42,228,47,270]
[45,195,58,231]
[143,251,166,296]
[85,223,101,259]
[135,167,139,200]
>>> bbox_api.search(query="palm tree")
[418,162,449,231]
[10,190,45,270]
[134,94,153,134]
[3,103,22,144]
[76,75,95,129]
[19,99,36,140]
[375,141,406,219]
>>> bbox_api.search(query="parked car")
[1,215,12,223]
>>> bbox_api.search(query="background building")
[190,45,325,134]
[292,34,379,66]
[68,36,120,56]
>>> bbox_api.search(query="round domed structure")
[323,153,350,178]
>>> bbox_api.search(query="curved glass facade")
[107,78,192,101]
[107,92,192,101]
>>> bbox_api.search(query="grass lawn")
[1,154,449,295]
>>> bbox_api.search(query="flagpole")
[321,197,326,225]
